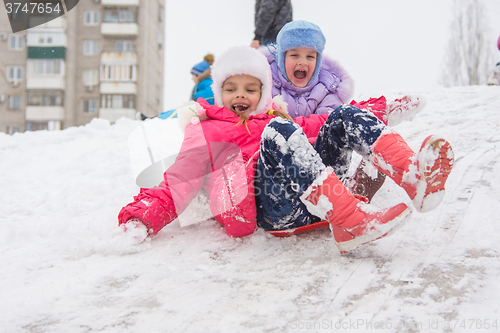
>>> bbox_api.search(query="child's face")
[221,75,262,117]
[284,48,318,88]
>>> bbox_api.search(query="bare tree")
[441,0,493,86]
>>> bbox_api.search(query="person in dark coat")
[251,0,292,49]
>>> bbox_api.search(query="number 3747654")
[5,2,62,15]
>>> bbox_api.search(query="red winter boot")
[371,132,454,213]
[300,167,412,254]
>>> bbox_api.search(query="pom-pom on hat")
[276,20,326,86]
[211,46,273,115]
[191,54,214,76]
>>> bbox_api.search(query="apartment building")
[0,0,164,134]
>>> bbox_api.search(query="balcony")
[99,108,136,123]
[100,82,137,94]
[100,52,137,92]
[27,77,65,90]
[101,0,139,5]
[25,106,64,121]
[28,47,66,59]
[101,51,137,63]
[27,31,67,47]
[29,16,67,30]
[101,23,138,36]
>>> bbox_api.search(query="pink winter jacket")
[118,98,329,237]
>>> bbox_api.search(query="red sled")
[266,220,330,237]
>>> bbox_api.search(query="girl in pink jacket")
[119,46,454,254]
[119,46,322,239]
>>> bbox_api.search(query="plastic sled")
[266,220,330,237]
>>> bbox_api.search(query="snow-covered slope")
[1,86,499,332]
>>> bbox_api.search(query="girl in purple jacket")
[263,20,426,202]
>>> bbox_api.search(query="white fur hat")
[211,46,273,115]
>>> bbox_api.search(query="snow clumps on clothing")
[263,117,325,176]
[276,20,326,87]
[211,46,273,115]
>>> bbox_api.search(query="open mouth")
[232,104,250,113]
[294,70,307,80]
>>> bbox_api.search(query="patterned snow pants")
[255,105,385,230]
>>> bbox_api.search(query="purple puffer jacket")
[264,50,355,118]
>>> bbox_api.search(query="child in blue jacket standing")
[151,54,216,120]
[190,54,215,105]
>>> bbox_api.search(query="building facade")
[0,0,164,134]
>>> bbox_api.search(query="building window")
[156,85,161,105]
[8,95,22,110]
[82,69,99,87]
[28,91,64,106]
[83,40,98,55]
[32,59,62,76]
[101,94,135,109]
[26,122,48,131]
[116,40,132,52]
[83,99,98,114]
[84,11,100,26]
[157,31,163,50]
[100,64,136,82]
[5,126,20,134]
[8,35,24,50]
[103,7,136,23]
[8,7,24,20]
[7,66,23,83]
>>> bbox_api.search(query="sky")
[163,0,500,111]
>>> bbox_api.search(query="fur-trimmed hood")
[317,55,354,105]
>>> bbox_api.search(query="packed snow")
[1,86,500,332]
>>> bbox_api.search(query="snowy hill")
[1,86,500,332]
